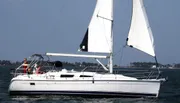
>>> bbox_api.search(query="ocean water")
[0,66,180,103]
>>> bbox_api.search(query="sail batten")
[127,0,155,57]
[79,0,113,53]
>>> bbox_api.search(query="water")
[0,66,180,103]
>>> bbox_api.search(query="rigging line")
[113,44,126,66]
[97,15,113,21]
[155,56,161,79]
[119,45,126,66]
[113,44,126,56]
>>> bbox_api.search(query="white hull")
[9,71,162,98]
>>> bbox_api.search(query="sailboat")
[9,0,165,98]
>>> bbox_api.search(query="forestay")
[127,0,155,57]
[80,0,113,53]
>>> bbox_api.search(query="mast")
[109,0,114,73]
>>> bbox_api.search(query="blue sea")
[0,66,180,103]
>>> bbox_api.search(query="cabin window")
[30,83,35,85]
[80,75,93,77]
[60,74,74,78]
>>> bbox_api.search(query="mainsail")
[127,0,155,57]
[80,0,113,53]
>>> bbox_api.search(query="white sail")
[80,0,113,53]
[127,0,155,57]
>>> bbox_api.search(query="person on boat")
[22,58,28,74]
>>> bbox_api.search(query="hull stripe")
[9,91,157,97]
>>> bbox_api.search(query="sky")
[0,0,180,66]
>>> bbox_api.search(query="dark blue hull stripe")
[9,91,157,97]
